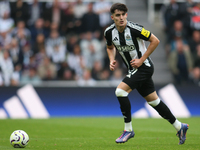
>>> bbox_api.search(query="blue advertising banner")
[0,84,199,118]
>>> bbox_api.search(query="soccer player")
[104,3,189,145]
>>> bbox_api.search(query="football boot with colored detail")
[176,123,189,145]
[115,130,135,143]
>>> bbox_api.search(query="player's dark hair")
[110,3,128,14]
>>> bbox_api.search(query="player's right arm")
[104,25,116,71]
[107,44,116,71]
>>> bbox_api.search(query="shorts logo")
[141,28,150,38]
[126,69,138,78]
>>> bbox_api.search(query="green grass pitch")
[0,117,199,150]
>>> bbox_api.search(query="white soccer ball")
[10,130,29,148]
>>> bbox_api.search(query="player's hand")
[110,60,116,71]
[130,59,143,68]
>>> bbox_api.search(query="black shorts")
[122,63,155,97]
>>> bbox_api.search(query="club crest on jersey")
[125,34,131,41]
[116,45,135,52]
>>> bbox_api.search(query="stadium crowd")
[161,0,200,86]
[0,0,200,86]
[0,0,127,86]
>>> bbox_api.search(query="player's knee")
[115,88,129,97]
[148,98,161,107]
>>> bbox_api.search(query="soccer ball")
[10,130,29,148]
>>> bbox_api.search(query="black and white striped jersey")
[104,21,152,72]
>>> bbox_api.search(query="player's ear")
[111,15,114,20]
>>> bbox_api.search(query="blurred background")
[0,0,199,118]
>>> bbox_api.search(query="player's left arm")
[131,33,160,68]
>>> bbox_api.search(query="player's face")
[111,9,127,28]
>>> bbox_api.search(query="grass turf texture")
[0,117,199,150]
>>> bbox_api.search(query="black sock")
[117,97,131,123]
[153,100,176,124]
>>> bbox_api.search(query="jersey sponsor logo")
[141,28,150,38]
[116,45,135,52]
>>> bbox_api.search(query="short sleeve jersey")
[104,21,152,71]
